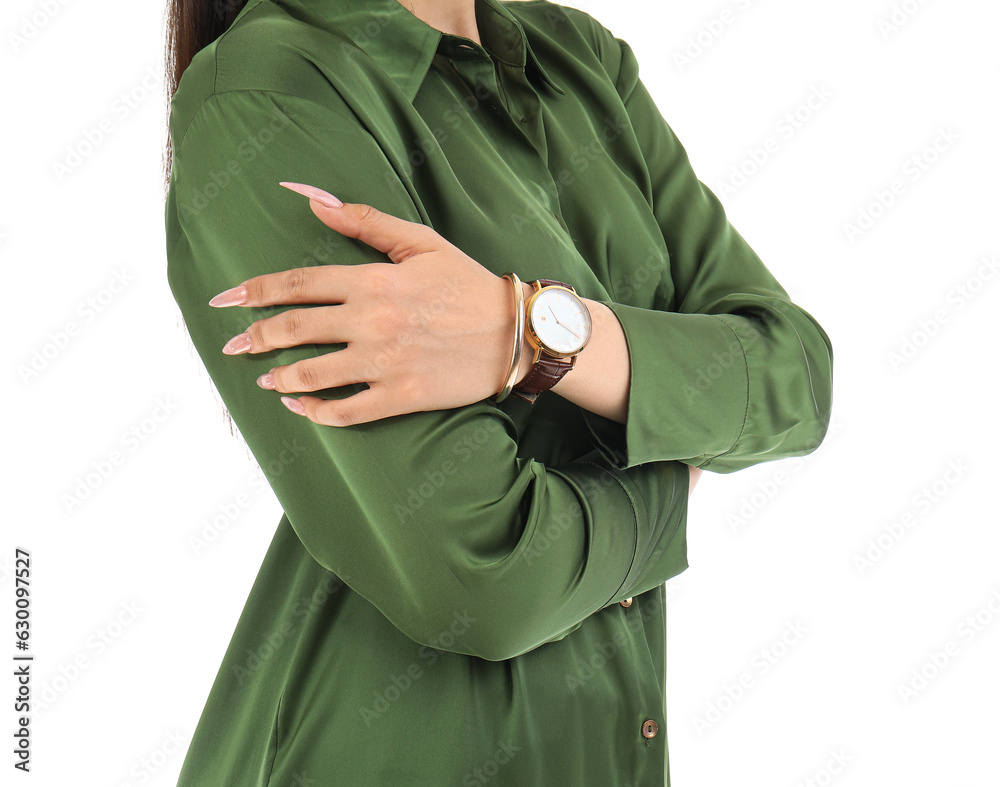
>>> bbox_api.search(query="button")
[619,597,633,608]
[641,719,658,739]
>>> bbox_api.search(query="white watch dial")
[531,287,592,355]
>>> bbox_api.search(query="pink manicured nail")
[257,372,276,390]
[279,181,343,208]
[223,332,252,355]
[209,284,248,307]
[281,396,306,415]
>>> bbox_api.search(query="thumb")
[278,181,440,263]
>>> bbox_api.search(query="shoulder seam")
[212,0,268,94]
[173,88,357,158]
[614,38,645,105]
[173,0,270,150]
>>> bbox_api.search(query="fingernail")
[209,284,248,307]
[257,372,276,390]
[279,181,343,209]
[223,332,252,355]
[281,396,306,415]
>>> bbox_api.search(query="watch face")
[531,287,593,355]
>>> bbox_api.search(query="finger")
[270,351,370,394]
[281,182,442,264]
[240,265,357,308]
[290,386,394,428]
[245,304,353,353]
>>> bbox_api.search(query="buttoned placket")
[434,35,664,757]
[439,36,548,161]
[437,36,571,248]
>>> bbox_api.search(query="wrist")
[514,281,536,385]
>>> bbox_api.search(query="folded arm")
[567,22,834,473]
[166,88,688,662]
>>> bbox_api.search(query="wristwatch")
[510,278,593,404]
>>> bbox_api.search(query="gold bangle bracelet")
[494,272,525,403]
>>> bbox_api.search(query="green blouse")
[164,0,834,783]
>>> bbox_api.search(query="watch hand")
[544,304,584,341]
[547,303,575,331]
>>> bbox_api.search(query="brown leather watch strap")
[510,279,580,404]
[509,354,577,403]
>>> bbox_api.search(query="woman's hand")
[208,182,522,427]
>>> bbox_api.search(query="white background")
[3,0,998,784]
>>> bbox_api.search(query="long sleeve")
[576,30,834,473]
[165,88,688,662]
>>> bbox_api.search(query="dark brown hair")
[162,0,250,439]
[162,0,249,190]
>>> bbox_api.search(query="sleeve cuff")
[579,300,751,470]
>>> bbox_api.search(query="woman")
[163,0,833,784]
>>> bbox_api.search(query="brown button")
[641,719,658,739]
[619,597,633,608]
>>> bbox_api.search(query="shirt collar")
[289,0,565,102]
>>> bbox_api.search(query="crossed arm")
[165,29,828,660]
[203,185,704,496]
